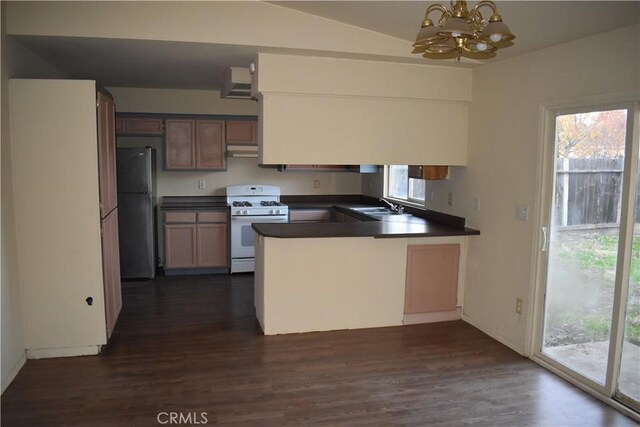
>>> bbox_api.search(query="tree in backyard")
[556,109,627,159]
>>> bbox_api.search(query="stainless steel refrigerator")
[116,147,157,279]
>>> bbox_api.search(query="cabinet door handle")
[540,226,549,252]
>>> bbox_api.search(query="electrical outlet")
[313,179,320,189]
[198,179,205,189]
[514,204,529,221]
[515,298,523,315]
[447,192,453,206]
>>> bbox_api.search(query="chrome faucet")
[379,198,404,214]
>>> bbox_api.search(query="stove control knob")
[242,210,248,215]
[275,209,281,215]
[270,209,275,215]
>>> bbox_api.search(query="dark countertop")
[254,198,480,239]
[159,195,480,238]
[161,196,228,210]
[253,219,479,239]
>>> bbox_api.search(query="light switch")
[198,179,205,189]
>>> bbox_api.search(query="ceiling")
[11,1,640,90]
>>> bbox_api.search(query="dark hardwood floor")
[1,274,636,426]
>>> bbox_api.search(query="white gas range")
[226,185,289,273]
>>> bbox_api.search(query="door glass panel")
[542,109,628,385]
[617,132,640,408]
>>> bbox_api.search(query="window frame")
[384,165,427,208]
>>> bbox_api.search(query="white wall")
[429,25,640,353]
[1,2,26,392]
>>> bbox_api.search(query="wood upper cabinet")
[196,120,225,170]
[96,92,118,217]
[165,119,196,169]
[165,119,225,170]
[405,244,459,314]
[408,165,449,180]
[115,116,164,136]
[226,120,257,146]
[164,210,228,270]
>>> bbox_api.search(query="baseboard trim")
[461,313,525,355]
[26,345,100,359]
[1,352,27,393]
[403,309,460,325]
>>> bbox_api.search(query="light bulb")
[476,42,488,51]
[490,33,502,43]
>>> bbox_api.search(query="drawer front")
[165,212,196,223]
[197,211,227,223]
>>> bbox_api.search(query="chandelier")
[412,0,515,61]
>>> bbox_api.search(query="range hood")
[227,145,258,158]
[221,67,252,99]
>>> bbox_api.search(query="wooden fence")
[554,157,640,227]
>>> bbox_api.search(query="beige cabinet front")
[404,244,459,314]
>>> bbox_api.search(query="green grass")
[546,232,640,346]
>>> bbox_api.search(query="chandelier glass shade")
[412,0,515,61]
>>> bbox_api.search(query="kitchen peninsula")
[253,204,479,335]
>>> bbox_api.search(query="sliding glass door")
[537,102,639,414]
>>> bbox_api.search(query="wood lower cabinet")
[166,119,225,170]
[197,224,228,267]
[165,224,198,268]
[226,120,257,145]
[101,209,122,339]
[164,210,228,272]
[404,244,459,315]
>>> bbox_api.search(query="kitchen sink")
[351,207,411,217]
[351,207,391,214]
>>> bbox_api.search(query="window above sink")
[387,165,425,206]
